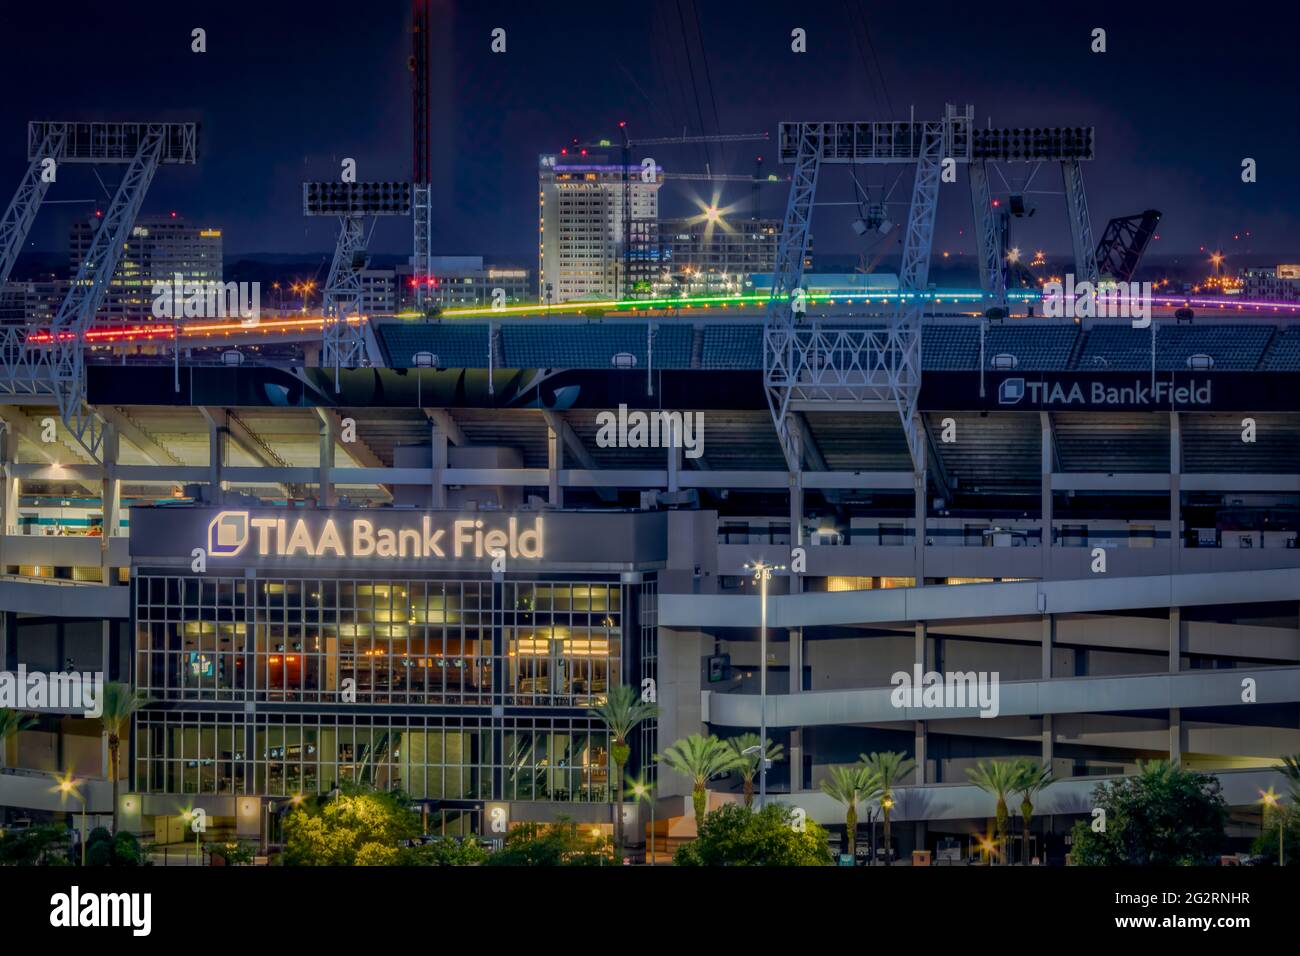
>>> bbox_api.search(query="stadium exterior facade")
[2,310,1299,861]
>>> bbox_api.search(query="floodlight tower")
[303,181,412,388]
[0,121,198,457]
[411,0,432,309]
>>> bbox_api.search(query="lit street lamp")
[1261,788,1285,866]
[629,775,656,865]
[744,559,784,810]
[52,770,86,866]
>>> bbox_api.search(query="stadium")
[2,294,1299,864]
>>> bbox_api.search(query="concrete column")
[1169,707,1183,764]
[913,720,927,785]
[318,416,336,506]
[789,629,803,692]
[1041,614,1054,679]
[1041,713,1054,764]
[100,423,120,582]
[207,409,225,498]
[431,424,448,509]
[789,471,803,550]
[788,727,803,793]
[1040,411,1053,575]
[913,469,926,585]
[546,420,562,507]
[1170,411,1181,572]
[914,622,928,672]
[667,440,680,494]
[1,421,18,536]
[1169,606,1182,673]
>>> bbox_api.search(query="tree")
[1011,759,1054,865]
[98,683,148,834]
[673,803,832,866]
[588,685,657,857]
[283,784,420,866]
[485,818,612,866]
[861,750,914,865]
[399,838,488,867]
[0,708,35,751]
[966,759,1024,864]
[658,734,743,824]
[0,824,70,866]
[820,763,877,861]
[84,827,143,867]
[1069,760,1228,866]
[726,733,785,808]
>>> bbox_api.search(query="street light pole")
[744,560,784,812]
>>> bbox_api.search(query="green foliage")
[966,759,1025,851]
[355,842,400,866]
[398,838,488,867]
[820,763,877,858]
[82,826,142,866]
[283,785,420,866]
[0,824,71,866]
[484,818,613,866]
[0,708,36,742]
[1069,761,1228,866]
[674,803,832,867]
[1249,802,1300,866]
[726,733,785,806]
[658,734,745,822]
[207,839,255,866]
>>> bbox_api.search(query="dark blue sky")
[1,0,1297,266]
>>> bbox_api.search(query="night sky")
[1,0,1297,269]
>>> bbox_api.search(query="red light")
[95,210,102,217]
[561,148,567,155]
[409,279,417,288]
[618,121,626,128]
[580,149,587,156]
[991,199,1000,207]
[170,211,177,218]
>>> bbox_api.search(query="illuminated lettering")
[376,529,398,557]
[286,519,314,556]
[517,516,542,559]
[453,520,476,558]
[317,520,344,557]
[252,518,277,555]
[399,528,420,557]
[422,516,446,557]
[353,520,375,556]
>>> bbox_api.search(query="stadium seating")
[377,322,490,368]
[501,322,693,369]
[1261,326,1300,370]
[1076,324,1273,370]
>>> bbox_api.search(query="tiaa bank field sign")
[206,510,543,561]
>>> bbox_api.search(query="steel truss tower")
[764,106,971,473]
[0,121,197,458]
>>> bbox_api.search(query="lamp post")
[629,776,655,866]
[1262,789,1285,866]
[744,560,784,810]
[53,771,86,867]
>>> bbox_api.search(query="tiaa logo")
[998,377,1026,405]
[207,511,250,557]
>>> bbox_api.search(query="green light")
[393,288,1039,321]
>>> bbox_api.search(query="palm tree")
[0,708,35,765]
[98,683,148,834]
[658,734,743,824]
[1012,759,1054,865]
[588,685,658,856]
[966,759,1023,864]
[860,751,914,865]
[820,763,877,860]
[726,733,785,808]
